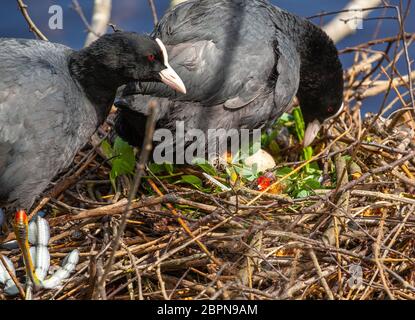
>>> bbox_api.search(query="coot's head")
[301,86,344,147]
[84,32,186,94]
[295,25,344,147]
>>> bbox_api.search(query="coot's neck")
[274,11,343,104]
[68,47,126,124]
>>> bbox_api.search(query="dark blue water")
[1,0,414,113]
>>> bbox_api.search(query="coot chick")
[115,0,343,158]
[0,32,186,211]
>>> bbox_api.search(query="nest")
[2,34,415,302]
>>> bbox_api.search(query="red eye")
[147,54,156,63]
[327,106,334,113]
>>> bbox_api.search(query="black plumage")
[115,0,344,155]
[0,32,185,210]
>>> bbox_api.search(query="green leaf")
[234,163,259,181]
[276,167,294,177]
[261,132,270,147]
[114,138,135,160]
[109,170,117,190]
[195,161,217,176]
[308,162,321,173]
[101,139,114,160]
[164,163,175,175]
[277,113,294,125]
[292,107,306,141]
[302,146,314,173]
[303,178,322,190]
[177,175,203,190]
[114,139,135,173]
[148,163,166,175]
[343,155,352,162]
[103,137,136,191]
[296,190,310,198]
[112,158,134,176]
[268,140,281,157]
[303,146,313,161]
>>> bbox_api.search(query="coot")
[115,0,343,159]
[0,32,186,211]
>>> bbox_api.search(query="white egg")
[244,149,276,173]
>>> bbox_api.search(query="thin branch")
[148,0,159,26]
[16,0,48,41]
[97,101,158,299]
[374,212,395,300]
[394,3,415,113]
[71,0,99,39]
[84,0,112,47]
[322,1,383,44]
[308,249,335,300]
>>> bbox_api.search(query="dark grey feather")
[0,39,98,208]
[0,33,174,210]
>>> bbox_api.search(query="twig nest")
[244,149,276,173]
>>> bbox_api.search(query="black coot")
[115,0,344,157]
[0,32,186,211]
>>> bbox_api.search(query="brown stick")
[147,179,221,266]
[147,0,158,26]
[16,0,48,41]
